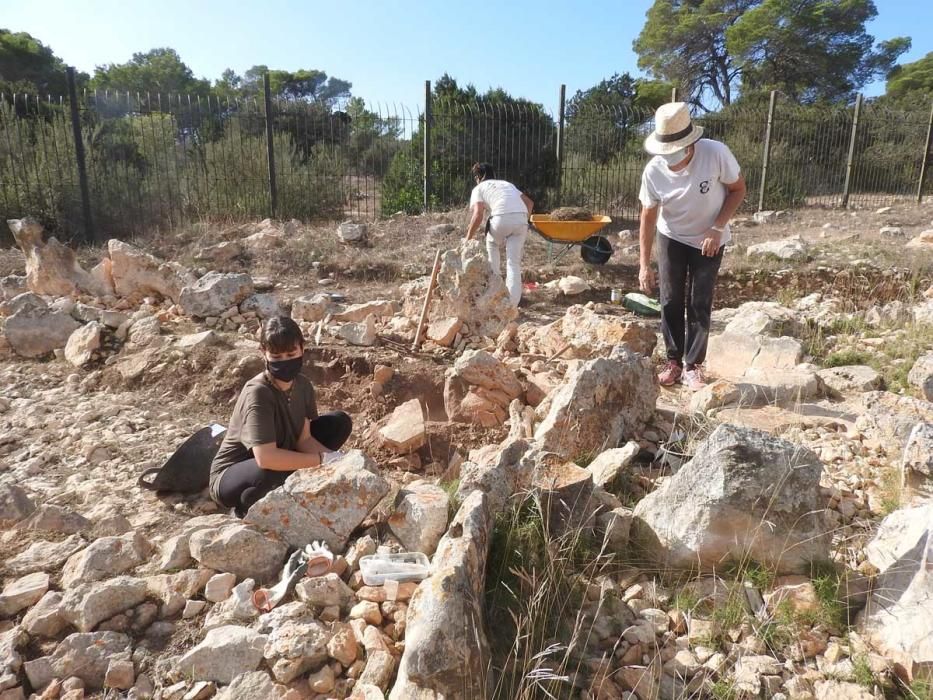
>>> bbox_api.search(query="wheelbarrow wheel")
[580,235,612,265]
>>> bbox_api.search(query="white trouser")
[485,212,528,306]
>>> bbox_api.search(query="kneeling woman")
[209,316,352,517]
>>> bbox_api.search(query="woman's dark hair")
[471,162,495,181]
[260,316,305,353]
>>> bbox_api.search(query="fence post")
[263,74,278,219]
[842,93,863,208]
[555,84,566,207]
[66,67,93,242]
[423,80,432,213]
[917,100,933,204]
[757,90,777,212]
[671,87,678,102]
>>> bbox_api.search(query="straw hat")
[644,102,703,155]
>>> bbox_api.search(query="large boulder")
[857,504,932,683]
[722,301,803,338]
[444,349,523,427]
[390,490,492,700]
[379,398,426,454]
[817,365,882,397]
[0,484,36,526]
[291,294,333,323]
[456,439,538,515]
[0,572,49,617]
[108,239,195,303]
[518,305,657,359]
[401,241,517,340]
[632,424,830,574]
[3,306,80,357]
[189,523,287,581]
[534,347,657,460]
[245,450,390,552]
[859,391,933,449]
[5,535,86,576]
[176,625,267,684]
[263,618,332,683]
[178,272,254,318]
[23,632,130,690]
[0,291,47,318]
[7,217,113,297]
[908,351,933,401]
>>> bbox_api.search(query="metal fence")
[1,71,931,244]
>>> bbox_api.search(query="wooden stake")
[412,249,443,351]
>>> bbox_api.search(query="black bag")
[138,425,226,493]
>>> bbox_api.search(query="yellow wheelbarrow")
[529,214,614,265]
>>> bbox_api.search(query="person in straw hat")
[638,102,746,390]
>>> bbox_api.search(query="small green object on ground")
[623,292,662,316]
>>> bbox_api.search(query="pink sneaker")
[658,360,683,387]
[683,365,707,390]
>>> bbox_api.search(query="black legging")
[216,411,352,517]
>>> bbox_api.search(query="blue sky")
[3,0,930,111]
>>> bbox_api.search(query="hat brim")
[644,125,704,155]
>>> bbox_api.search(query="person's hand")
[701,228,722,257]
[639,265,656,294]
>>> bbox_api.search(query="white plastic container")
[359,552,431,586]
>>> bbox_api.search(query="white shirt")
[469,179,527,217]
[638,139,741,248]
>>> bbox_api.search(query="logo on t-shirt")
[699,180,710,194]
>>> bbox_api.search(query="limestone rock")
[23,632,130,690]
[204,573,237,603]
[4,306,80,358]
[332,300,398,323]
[0,573,50,617]
[814,680,874,700]
[908,351,933,401]
[61,532,150,588]
[390,490,491,700]
[633,424,830,574]
[587,442,640,490]
[108,239,195,303]
[426,317,462,347]
[445,349,523,427]
[388,480,449,555]
[198,240,243,263]
[336,314,378,346]
[64,321,102,367]
[189,523,287,581]
[21,592,66,637]
[0,292,46,317]
[861,391,933,448]
[426,223,457,236]
[518,304,656,359]
[379,398,426,454]
[176,625,267,684]
[179,272,254,318]
[239,293,282,319]
[746,235,807,261]
[818,365,882,397]
[401,241,516,340]
[291,294,332,322]
[858,505,932,682]
[902,423,933,504]
[246,450,389,552]
[532,454,596,538]
[6,535,85,576]
[244,229,284,252]
[59,576,148,632]
[456,439,538,515]
[338,221,367,243]
[215,671,287,700]
[879,225,905,238]
[0,484,36,526]
[534,348,658,460]
[906,229,933,249]
[295,573,355,609]
[7,217,113,297]
[176,330,221,351]
[723,301,803,337]
[359,650,396,692]
[263,618,331,683]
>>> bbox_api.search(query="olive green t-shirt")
[209,371,318,501]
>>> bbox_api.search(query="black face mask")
[266,356,303,382]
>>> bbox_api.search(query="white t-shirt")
[469,179,527,217]
[638,139,741,248]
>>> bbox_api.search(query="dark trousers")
[656,234,724,367]
[216,411,352,516]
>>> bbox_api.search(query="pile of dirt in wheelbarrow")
[549,206,594,221]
